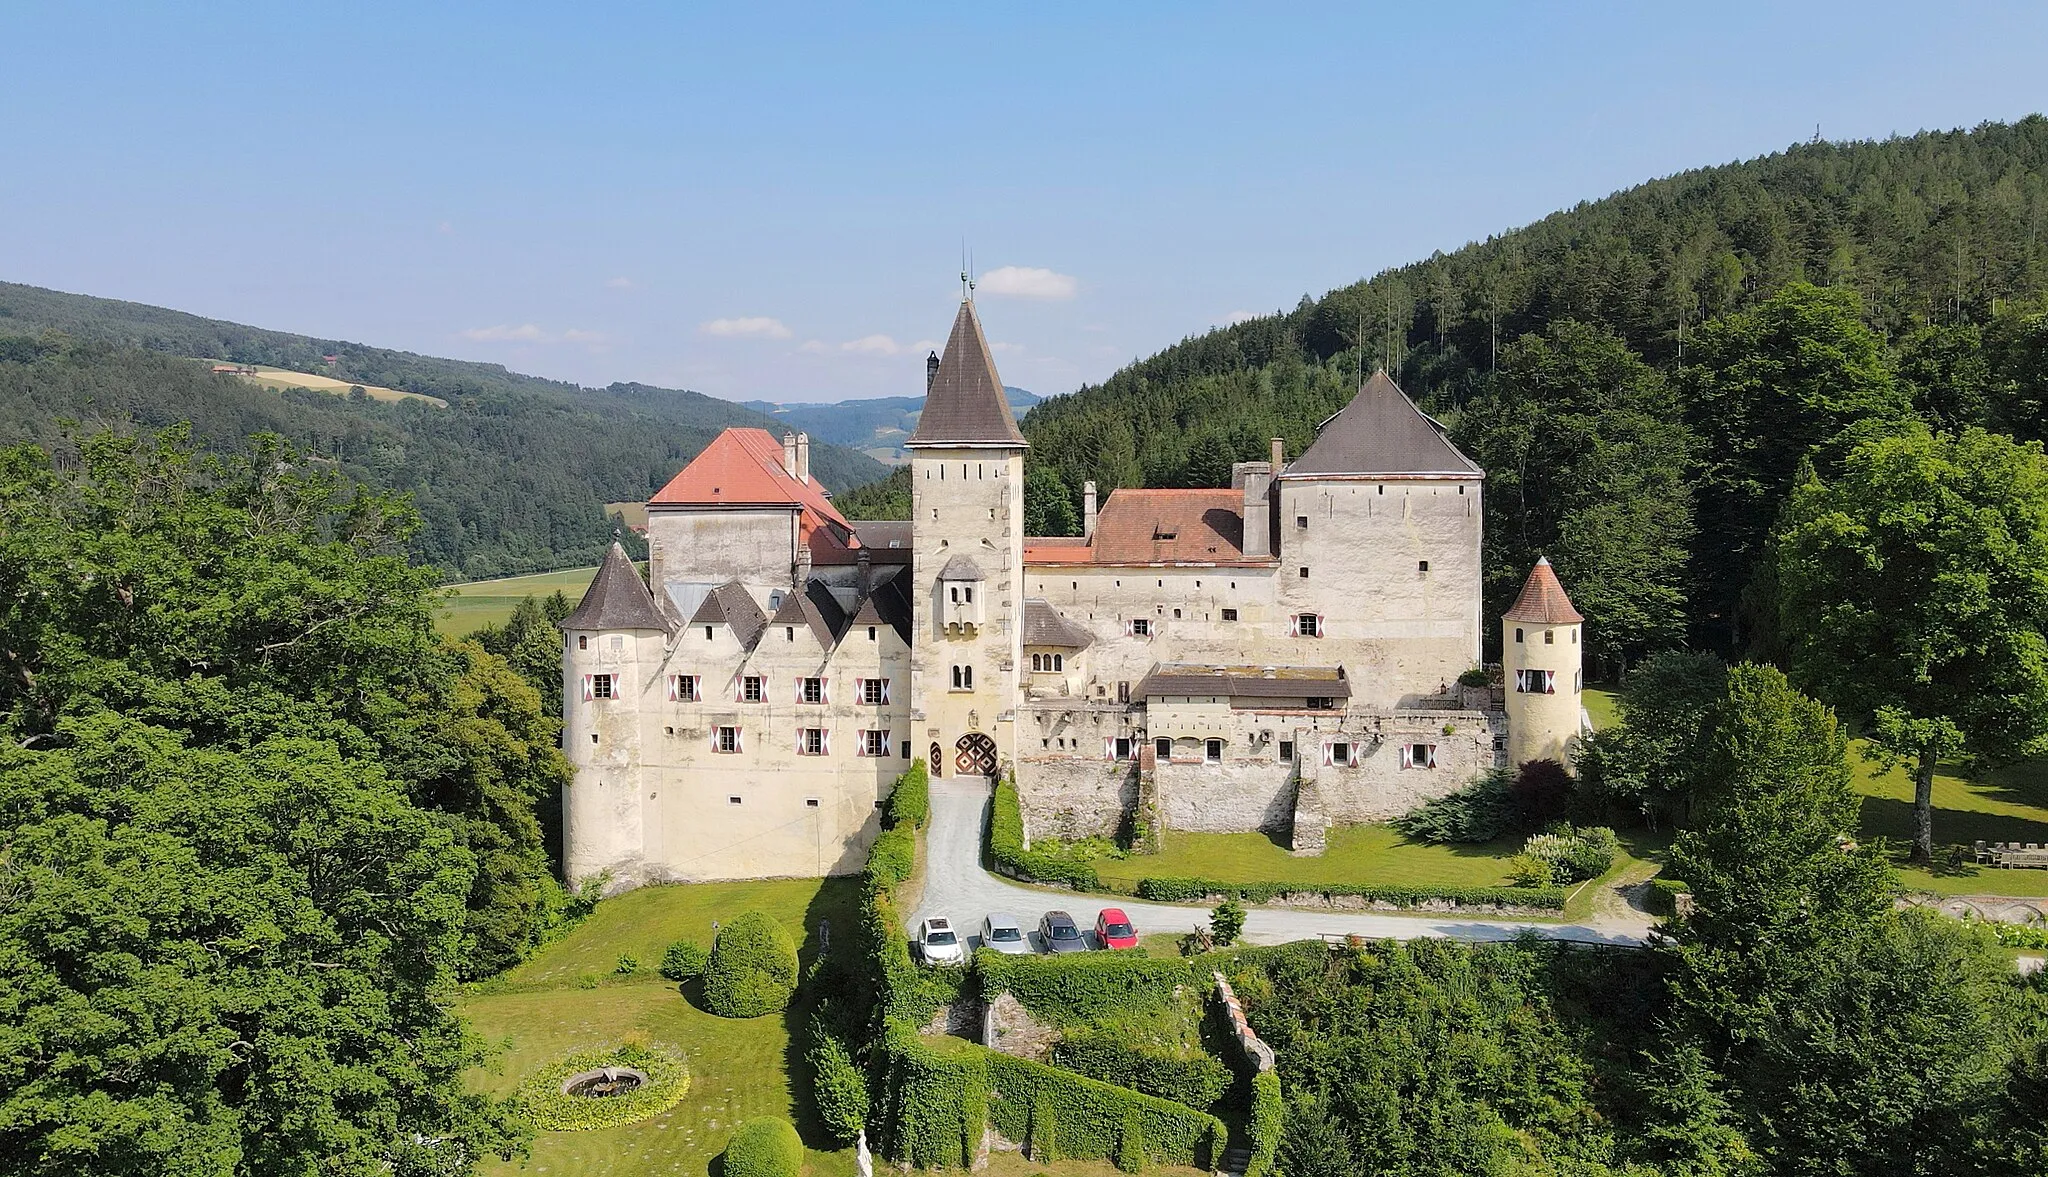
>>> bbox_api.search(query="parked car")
[1094,907,1139,950]
[981,912,1032,955]
[1038,910,1089,954]
[915,917,966,966]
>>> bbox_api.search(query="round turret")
[1502,557,1584,770]
[559,542,669,889]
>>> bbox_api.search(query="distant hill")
[0,282,889,578]
[742,386,1040,463]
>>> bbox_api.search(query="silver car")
[915,917,966,966]
[980,912,1031,955]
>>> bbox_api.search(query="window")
[1221,608,1239,622]
[1205,738,1223,763]
[785,626,795,641]
[1114,737,1132,760]
[1418,560,1430,572]
[1296,515,1309,528]
[1402,743,1439,769]
[1172,608,1182,619]
[743,675,764,702]
[1545,629,1555,644]
[1327,741,1354,767]
[860,729,889,757]
[1030,653,1064,672]
[799,727,825,756]
[610,635,624,652]
[1154,737,1172,762]
[590,673,614,699]
[1117,681,1130,704]
[861,677,886,704]
[964,586,974,603]
[728,795,742,805]
[951,665,973,691]
[704,625,714,640]
[904,744,913,760]
[801,676,824,704]
[1278,739,1294,761]
[669,674,700,702]
[716,726,740,753]
[949,586,958,603]
[1299,566,1310,578]
[1515,627,1524,643]
[1576,669,1584,691]
[1306,696,1337,710]
[577,634,588,650]
[1514,669,1558,695]
[867,625,877,640]
[806,798,821,808]
[1130,617,1151,637]
[1296,613,1321,638]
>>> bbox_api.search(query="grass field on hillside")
[206,361,449,407]
[464,879,860,1177]
[439,565,601,636]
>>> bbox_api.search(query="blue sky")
[4,3,2045,403]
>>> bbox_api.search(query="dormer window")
[938,556,985,632]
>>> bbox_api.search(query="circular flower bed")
[516,1044,690,1132]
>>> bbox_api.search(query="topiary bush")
[887,759,930,829]
[703,911,799,1018]
[721,1116,803,1177]
[659,938,707,981]
[513,1042,690,1132]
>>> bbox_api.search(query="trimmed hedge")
[1646,877,1691,917]
[977,949,1194,1024]
[990,776,1101,890]
[887,758,931,830]
[1244,1068,1283,1177]
[513,1043,690,1132]
[1053,1031,1230,1108]
[878,1020,988,1167]
[867,824,916,886]
[1135,876,1566,910]
[703,911,799,1018]
[722,1116,803,1177]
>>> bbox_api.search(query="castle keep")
[561,299,1584,888]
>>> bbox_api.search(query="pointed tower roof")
[905,300,1028,448]
[561,542,670,631]
[1504,557,1584,624]
[1283,369,1481,478]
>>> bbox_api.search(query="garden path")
[908,775,1654,953]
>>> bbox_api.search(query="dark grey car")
[1038,909,1088,954]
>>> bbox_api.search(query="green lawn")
[1092,824,1523,892]
[463,878,861,1177]
[438,565,602,637]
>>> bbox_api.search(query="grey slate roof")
[905,300,1028,448]
[847,566,913,645]
[769,584,838,647]
[937,553,985,581]
[560,542,670,632]
[1137,665,1352,702]
[1021,599,1093,648]
[687,580,768,649]
[1285,370,1482,478]
[855,520,914,555]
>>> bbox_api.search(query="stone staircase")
[1216,1143,1253,1175]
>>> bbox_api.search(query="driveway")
[908,776,1653,953]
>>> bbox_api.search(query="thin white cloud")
[700,316,794,339]
[977,265,1078,300]
[1223,309,1262,325]
[561,328,608,344]
[798,339,833,355]
[605,276,636,290]
[841,333,902,356]
[460,323,546,343]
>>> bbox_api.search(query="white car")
[915,917,966,966]
[980,912,1032,955]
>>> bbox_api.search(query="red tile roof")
[1023,489,1270,567]
[647,428,855,557]
[1504,557,1583,624]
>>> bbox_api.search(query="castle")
[561,298,1584,888]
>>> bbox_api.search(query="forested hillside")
[0,283,888,578]
[1006,118,2048,659]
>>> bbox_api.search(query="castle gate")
[954,732,998,779]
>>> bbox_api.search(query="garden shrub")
[1510,758,1575,827]
[1053,1031,1230,1108]
[1646,877,1691,917]
[1135,876,1566,911]
[1457,665,1492,688]
[1245,1068,1283,1177]
[1392,767,1517,842]
[703,911,799,1018]
[1521,825,1620,884]
[1210,898,1246,947]
[887,759,930,830]
[513,1042,690,1132]
[1508,853,1557,887]
[806,1026,869,1145]
[867,824,916,886]
[984,1050,1223,1170]
[721,1116,803,1177]
[990,776,1102,890]
[977,950,1194,1024]
[659,938,707,981]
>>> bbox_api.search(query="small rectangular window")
[801,677,824,704]
[951,665,973,691]
[868,625,878,640]
[1306,696,1336,710]
[1545,629,1555,644]
[1205,738,1223,763]
[704,625,714,640]
[1221,608,1239,622]
[1278,739,1294,761]
[1296,613,1321,638]
[1418,560,1429,572]
[800,727,824,755]
[862,729,888,757]
[728,795,742,804]
[1299,567,1310,578]
[1154,736,1173,762]
[1403,743,1439,770]
[1296,515,1308,528]
[591,673,614,700]
[1330,742,1353,767]
[743,675,764,702]
[1114,737,1132,760]
[1514,627,1524,643]
[1172,608,1182,619]
[1130,618,1151,636]
[806,797,821,807]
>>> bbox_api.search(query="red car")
[1094,907,1139,950]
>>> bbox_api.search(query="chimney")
[857,546,873,594]
[1083,480,1099,543]
[925,351,940,393]
[1270,436,1285,474]
[794,534,812,588]
[795,432,811,484]
[1241,461,1272,558]
[782,431,799,479]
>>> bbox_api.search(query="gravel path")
[907,776,1653,953]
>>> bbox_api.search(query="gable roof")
[1022,599,1093,649]
[1504,556,1584,624]
[905,300,1028,448]
[847,565,913,644]
[937,554,985,581]
[560,542,670,631]
[647,429,855,563]
[687,580,768,649]
[1098,488,1254,565]
[1284,370,1481,479]
[769,584,837,647]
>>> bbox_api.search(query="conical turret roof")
[1504,557,1583,624]
[906,300,1027,448]
[561,542,670,631]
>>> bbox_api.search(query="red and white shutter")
[1401,744,1414,769]
[734,727,745,753]
[1425,745,1438,769]
[881,731,892,758]
[822,727,832,756]
[1123,618,1134,636]
[690,675,702,701]
[710,728,722,753]
[881,678,892,704]
[822,675,831,705]
[581,674,593,701]
[1104,737,1115,760]
[665,675,678,702]
[1321,740,1334,766]
[1543,670,1556,695]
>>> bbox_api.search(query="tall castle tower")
[905,298,1027,780]
[560,541,671,883]
[1502,556,1584,769]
